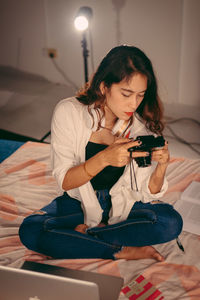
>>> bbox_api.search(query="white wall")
[178,0,200,106]
[0,0,199,106]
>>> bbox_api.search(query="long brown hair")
[76,45,164,134]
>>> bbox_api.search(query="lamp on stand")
[74,6,93,84]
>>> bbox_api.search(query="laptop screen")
[22,261,124,300]
[0,265,100,300]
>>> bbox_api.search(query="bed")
[0,140,200,299]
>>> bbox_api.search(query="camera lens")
[135,153,152,167]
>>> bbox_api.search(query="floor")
[0,66,200,160]
[0,66,76,142]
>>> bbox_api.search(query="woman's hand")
[151,142,170,166]
[102,138,149,167]
[62,138,149,191]
[148,142,170,194]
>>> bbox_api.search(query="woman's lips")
[125,112,133,116]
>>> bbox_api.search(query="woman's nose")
[129,96,137,110]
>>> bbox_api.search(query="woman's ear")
[100,82,106,95]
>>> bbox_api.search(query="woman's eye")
[138,94,145,98]
[122,93,130,97]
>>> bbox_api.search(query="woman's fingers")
[114,138,131,144]
[125,140,149,158]
[110,138,169,166]
[152,142,170,164]
[105,138,149,167]
[124,139,141,149]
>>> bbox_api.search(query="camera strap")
[129,152,138,191]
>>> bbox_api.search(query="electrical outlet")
[47,48,57,58]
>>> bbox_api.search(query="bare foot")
[114,246,164,262]
[74,224,89,234]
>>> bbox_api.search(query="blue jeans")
[19,190,183,259]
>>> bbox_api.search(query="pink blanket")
[0,142,200,299]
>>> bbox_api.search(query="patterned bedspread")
[0,142,200,299]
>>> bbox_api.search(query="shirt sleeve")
[136,162,168,202]
[50,100,77,191]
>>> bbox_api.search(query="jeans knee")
[175,209,183,235]
[166,208,183,239]
[19,215,45,252]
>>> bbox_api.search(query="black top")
[86,141,125,190]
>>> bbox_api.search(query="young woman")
[19,45,182,261]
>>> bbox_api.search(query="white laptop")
[0,264,100,300]
[0,262,123,300]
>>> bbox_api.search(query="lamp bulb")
[74,16,89,31]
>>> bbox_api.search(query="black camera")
[128,135,165,167]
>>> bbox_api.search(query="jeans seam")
[89,220,156,234]
[43,213,83,230]
[45,228,120,250]
[89,209,157,233]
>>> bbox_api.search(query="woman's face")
[103,73,147,121]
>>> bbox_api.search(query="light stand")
[81,32,89,83]
[74,6,93,84]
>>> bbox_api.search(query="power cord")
[39,54,79,142]
[50,57,79,90]
[40,131,51,143]
[166,117,200,126]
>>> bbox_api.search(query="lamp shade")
[74,6,93,31]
